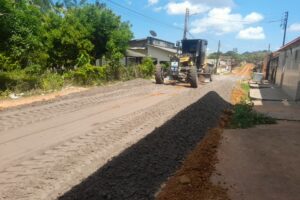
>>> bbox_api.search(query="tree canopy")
[0,0,133,71]
[207,50,267,65]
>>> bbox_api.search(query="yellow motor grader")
[155,39,212,88]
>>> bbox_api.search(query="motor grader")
[155,39,212,88]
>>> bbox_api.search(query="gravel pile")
[59,91,232,200]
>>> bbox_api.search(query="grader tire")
[189,66,198,88]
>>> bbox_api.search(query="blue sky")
[104,0,300,53]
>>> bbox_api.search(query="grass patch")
[228,102,276,129]
[241,82,250,94]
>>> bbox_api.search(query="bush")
[24,64,45,75]
[67,64,107,85]
[0,54,20,71]
[40,73,64,91]
[229,102,276,129]
[139,57,154,77]
[160,62,170,71]
[0,70,39,92]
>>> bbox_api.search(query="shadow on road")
[59,91,231,200]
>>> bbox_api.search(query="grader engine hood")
[180,56,194,66]
[179,56,190,63]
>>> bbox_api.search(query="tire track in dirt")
[0,83,156,132]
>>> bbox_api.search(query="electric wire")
[106,0,184,32]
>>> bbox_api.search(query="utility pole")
[215,40,221,74]
[281,11,289,46]
[268,44,271,52]
[183,8,189,40]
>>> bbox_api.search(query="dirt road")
[232,63,254,79]
[0,76,237,200]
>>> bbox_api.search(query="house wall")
[276,45,300,100]
[147,46,175,63]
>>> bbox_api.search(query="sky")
[104,0,300,53]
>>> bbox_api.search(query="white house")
[126,37,177,65]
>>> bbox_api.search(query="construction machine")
[155,8,212,88]
[155,39,211,88]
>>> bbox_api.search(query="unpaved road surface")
[0,76,237,200]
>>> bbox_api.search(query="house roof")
[278,36,300,51]
[126,49,146,57]
[130,47,146,50]
[149,45,177,54]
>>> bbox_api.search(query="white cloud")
[288,23,300,32]
[190,7,242,34]
[237,26,265,40]
[190,7,264,35]
[163,0,235,15]
[244,12,264,23]
[148,0,159,5]
[165,1,210,15]
[188,0,235,8]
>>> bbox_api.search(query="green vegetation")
[241,82,250,94]
[208,50,267,66]
[0,0,154,97]
[229,102,276,129]
[138,57,155,78]
[240,81,250,102]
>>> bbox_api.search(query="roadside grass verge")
[231,80,251,104]
[228,102,276,129]
[229,81,276,129]
[0,61,154,99]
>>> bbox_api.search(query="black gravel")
[59,91,232,200]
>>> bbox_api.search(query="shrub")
[0,54,20,71]
[67,64,107,85]
[119,66,131,80]
[40,73,64,91]
[24,64,45,75]
[160,62,170,71]
[0,70,39,92]
[229,102,276,129]
[139,57,154,77]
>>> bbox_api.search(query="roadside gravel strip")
[0,76,237,200]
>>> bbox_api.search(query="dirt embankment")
[156,114,232,200]
[156,78,246,200]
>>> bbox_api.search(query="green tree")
[43,9,93,70]
[0,0,47,68]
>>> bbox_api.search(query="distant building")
[125,37,177,65]
[219,56,234,72]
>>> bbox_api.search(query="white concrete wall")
[276,45,300,100]
[147,46,175,63]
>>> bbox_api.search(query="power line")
[281,11,289,46]
[105,0,184,32]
